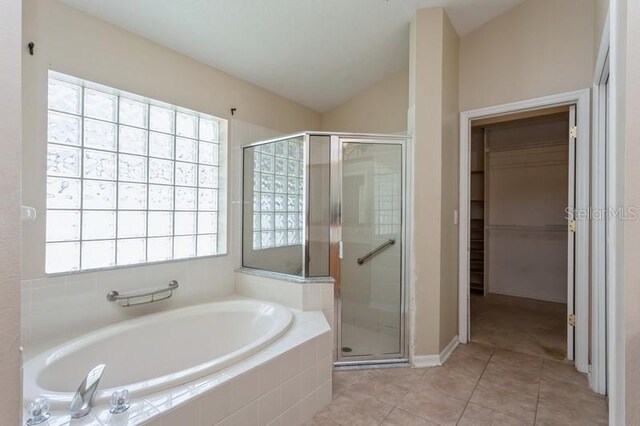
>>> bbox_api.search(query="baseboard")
[439,335,459,364]
[488,289,566,304]
[412,335,459,368]
[412,355,440,368]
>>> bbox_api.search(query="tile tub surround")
[309,343,607,426]
[23,307,332,426]
[20,119,281,356]
[20,256,237,352]
[235,269,335,327]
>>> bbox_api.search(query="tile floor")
[306,343,608,426]
[471,293,566,361]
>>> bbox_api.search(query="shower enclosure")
[242,132,407,366]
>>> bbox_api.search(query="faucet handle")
[109,389,130,414]
[26,397,51,425]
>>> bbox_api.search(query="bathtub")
[23,299,293,410]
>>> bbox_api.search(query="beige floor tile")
[372,366,428,385]
[541,359,588,386]
[538,377,607,413]
[440,351,489,379]
[381,408,437,425]
[348,370,412,405]
[469,379,537,423]
[420,367,479,400]
[454,342,495,362]
[535,397,608,426]
[470,294,566,361]
[458,402,531,426]
[323,344,605,426]
[318,388,394,426]
[303,414,342,426]
[480,359,541,396]
[331,369,368,397]
[397,386,467,426]
[490,349,544,371]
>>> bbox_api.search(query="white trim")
[411,335,459,368]
[458,89,591,375]
[590,11,610,397]
[439,335,459,364]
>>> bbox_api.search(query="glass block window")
[374,165,401,236]
[45,73,226,273]
[252,138,304,249]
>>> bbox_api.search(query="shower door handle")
[357,239,396,265]
[339,241,344,259]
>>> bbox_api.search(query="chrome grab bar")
[107,280,178,307]
[357,239,396,265]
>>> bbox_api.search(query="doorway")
[468,109,574,361]
[459,89,591,375]
[332,136,408,366]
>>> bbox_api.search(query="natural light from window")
[45,72,226,274]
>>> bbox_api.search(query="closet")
[470,112,569,301]
[469,109,572,359]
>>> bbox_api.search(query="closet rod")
[486,224,566,233]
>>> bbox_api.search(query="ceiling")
[60,0,525,112]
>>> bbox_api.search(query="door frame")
[591,14,610,397]
[458,89,591,375]
[332,134,411,366]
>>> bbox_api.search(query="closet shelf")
[486,138,567,153]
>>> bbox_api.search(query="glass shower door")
[338,140,405,362]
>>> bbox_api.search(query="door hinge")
[568,313,576,327]
[338,241,344,259]
[568,219,576,233]
[569,126,577,139]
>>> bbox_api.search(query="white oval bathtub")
[23,299,293,409]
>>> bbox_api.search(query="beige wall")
[22,0,321,280]
[409,7,459,356]
[321,70,409,134]
[438,13,459,352]
[594,0,609,61]
[0,0,23,423]
[459,0,596,111]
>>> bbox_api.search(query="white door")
[567,105,577,361]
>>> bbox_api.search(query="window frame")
[44,71,228,275]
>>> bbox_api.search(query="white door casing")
[458,89,591,376]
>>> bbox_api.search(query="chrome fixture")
[357,238,395,265]
[107,280,179,307]
[70,364,106,419]
[25,397,50,425]
[109,389,130,414]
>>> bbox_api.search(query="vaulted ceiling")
[60,0,525,112]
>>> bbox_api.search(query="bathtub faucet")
[70,364,106,419]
